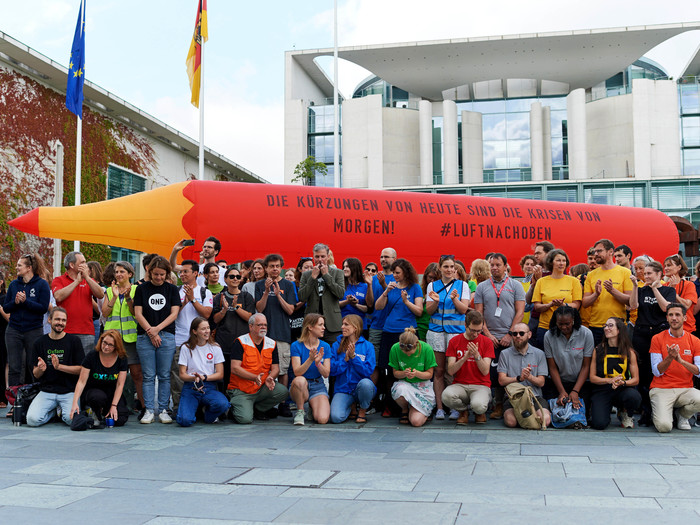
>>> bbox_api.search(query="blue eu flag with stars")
[66,1,85,118]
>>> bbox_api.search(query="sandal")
[355,408,367,424]
[399,412,409,424]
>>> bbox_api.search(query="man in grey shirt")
[474,252,525,419]
[543,305,594,412]
[497,323,551,428]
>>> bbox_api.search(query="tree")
[291,156,328,185]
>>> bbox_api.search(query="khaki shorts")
[277,341,291,375]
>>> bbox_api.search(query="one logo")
[207,353,213,360]
[148,294,166,311]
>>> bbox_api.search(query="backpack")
[549,398,587,429]
[505,382,547,430]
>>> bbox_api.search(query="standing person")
[648,303,700,432]
[102,261,144,416]
[242,259,266,298]
[519,255,537,283]
[26,308,83,427]
[418,263,439,342]
[425,255,470,420]
[298,243,345,344]
[4,254,50,391]
[389,327,437,427]
[531,249,582,349]
[525,241,555,332]
[368,248,397,385]
[290,257,314,342]
[211,267,255,392]
[70,330,129,427]
[255,253,296,415]
[543,306,594,412]
[614,245,633,270]
[176,317,230,427]
[285,269,296,282]
[663,254,697,334]
[87,261,105,346]
[329,315,377,423]
[582,239,633,345]
[51,251,105,355]
[203,262,224,295]
[169,237,226,288]
[133,256,181,424]
[474,253,525,419]
[239,260,254,287]
[0,271,8,407]
[340,257,374,329]
[173,260,213,415]
[629,261,676,425]
[227,313,289,424]
[587,247,598,271]
[374,258,424,417]
[289,314,331,425]
[442,311,495,425]
[589,317,641,429]
[633,255,654,283]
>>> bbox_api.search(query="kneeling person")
[27,308,83,426]
[442,311,494,425]
[649,303,700,432]
[176,317,230,426]
[227,313,289,424]
[390,327,437,427]
[498,323,551,428]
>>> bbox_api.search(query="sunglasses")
[365,268,377,273]
[399,343,416,350]
[227,274,242,279]
[509,331,528,337]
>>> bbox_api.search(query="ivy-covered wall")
[0,66,157,277]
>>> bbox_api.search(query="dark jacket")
[3,274,50,332]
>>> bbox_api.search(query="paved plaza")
[1,409,700,524]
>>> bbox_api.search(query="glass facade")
[307,105,340,187]
[680,78,700,176]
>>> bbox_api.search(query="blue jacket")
[330,335,375,395]
[3,274,50,332]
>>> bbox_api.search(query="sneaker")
[435,408,446,420]
[158,410,173,424]
[620,411,635,429]
[278,404,293,418]
[448,409,460,420]
[676,409,691,430]
[140,409,154,424]
[294,410,305,426]
[366,407,377,415]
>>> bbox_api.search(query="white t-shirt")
[178,342,224,377]
[196,263,226,289]
[175,285,214,346]
[426,280,471,303]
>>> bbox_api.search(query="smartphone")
[182,239,195,247]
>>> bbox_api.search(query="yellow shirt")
[583,266,633,328]
[532,275,583,329]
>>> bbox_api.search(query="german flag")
[186,0,208,108]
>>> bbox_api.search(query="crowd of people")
[2,236,700,434]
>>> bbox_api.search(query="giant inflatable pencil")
[9,180,678,269]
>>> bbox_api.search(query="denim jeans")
[5,325,43,386]
[137,332,175,413]
[26,391,75,426]
[176,381,230,427]
[330,378,376,423]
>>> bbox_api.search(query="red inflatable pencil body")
[9,180,678,269]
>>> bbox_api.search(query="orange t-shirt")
[650,330,700,389]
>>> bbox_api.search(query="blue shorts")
[306,377,329,400]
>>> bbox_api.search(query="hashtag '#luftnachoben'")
[440,223,451,236]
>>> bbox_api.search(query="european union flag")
[66,1,85,118]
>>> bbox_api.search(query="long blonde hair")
[299,313,324,345]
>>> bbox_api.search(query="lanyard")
[490,277,509,307]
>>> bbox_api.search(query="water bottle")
[12,399,22,427]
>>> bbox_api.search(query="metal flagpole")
[73,0,85,251]
[198,22,205,181]
[333,0,340,188]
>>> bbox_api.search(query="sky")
[2,1,700,185]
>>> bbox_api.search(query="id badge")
[494,307,502,318]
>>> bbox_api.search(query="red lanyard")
[490,277,509,307]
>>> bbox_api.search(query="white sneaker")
[448,409,460,420]
[435,408,446,420]
[294,410,305,426]
[158,409,173,424]
[676,410,692,430]
[140,409,154,424]
[620,411,634,429]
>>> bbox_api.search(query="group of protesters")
[1,235,699,433]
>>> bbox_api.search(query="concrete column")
[442,100,459,185]
[530,101,543,181]
[419,100,433,185]
[542,105,552,180]
[567,88,588,180]
[461,110,483,184]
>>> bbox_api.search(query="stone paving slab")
[0,483,103,509]
[323,471,421,491]
[229,467,335,487]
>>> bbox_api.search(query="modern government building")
[284,23,700,260]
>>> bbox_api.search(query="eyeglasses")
[102,341,115,348]
[467,327,482,333]
[399,343,416,350]
[509,331,528,337]
[227,274,242,279]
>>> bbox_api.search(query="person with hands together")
[339,257,374,329]
[389,327,437,426]
[589,317,641,429]
[289,314,331,425]
[70,330,129,427]
[648,303,700,432]
[133,256,181,424]
[329,315,377,423]
[175,317,229,426]
[662,254,697,334]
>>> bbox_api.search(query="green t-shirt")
[388,341,437,383]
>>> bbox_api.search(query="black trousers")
[83,388,129,426]
[589,385,641,430]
